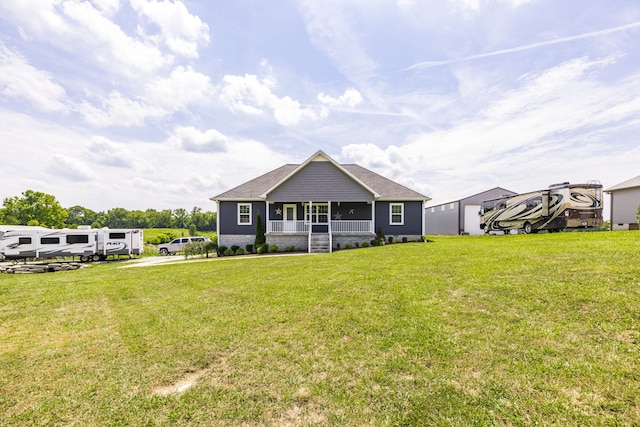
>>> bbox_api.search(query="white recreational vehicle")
[479,182,603,234]
[0,227,143,262]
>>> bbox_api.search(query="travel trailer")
[96,228,144,259]
[0,227,143,262]
[479,182,603,234]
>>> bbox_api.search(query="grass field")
[1,231,639,426]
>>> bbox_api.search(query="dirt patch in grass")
[151,368,210,396]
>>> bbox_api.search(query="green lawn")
[1,232,639,426]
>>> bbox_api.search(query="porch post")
[265,200,269,234]
[308,200,312,253]
[422,200,427,238]
[371,200,376,233]
[215,200,220,239]
[328,200,332,252]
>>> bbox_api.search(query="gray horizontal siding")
[375,201,423,236]
[218,201,265,235]
[268,161,374,202]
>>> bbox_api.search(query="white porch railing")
[330,220,373,233]
[267,220,309,233]
[267,220,373,234]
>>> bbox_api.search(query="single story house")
[605,175,640,230]
[211,151,430,253]
[425,187,516,235]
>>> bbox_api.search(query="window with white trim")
[238,203,252,225]
[304,203,328,223]
[390,203,404,225]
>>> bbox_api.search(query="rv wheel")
[523,222,533,234]
[92,255,101,262]
[80,255,89,262]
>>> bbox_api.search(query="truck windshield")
[482,201,495,213]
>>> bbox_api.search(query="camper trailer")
[0,227,143,262]
[96,228,144,259]
[480,182,603,234]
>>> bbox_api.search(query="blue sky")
[1,0,639,213]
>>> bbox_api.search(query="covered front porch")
[265,201,376,253]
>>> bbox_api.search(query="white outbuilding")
[605,175,640,230]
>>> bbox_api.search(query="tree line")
[0,190,216,231]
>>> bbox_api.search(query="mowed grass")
[1,232,639,426]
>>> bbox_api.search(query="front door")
[284,204,297,232]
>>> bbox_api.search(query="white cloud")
[170,126,228,153]
[0,42,68,112]
[79,91,165,127]
[219,73,329,126]
[62,0,170,76]
[447,0,535,17]
[297,0,386,109]
[342,55,640,201]
[87,136,139,168]
[145,65,214,110]
[220,74,275,115]
[2,0,170,78]
[48,154,98,182]
[498,0,536,7]
[448,0,480,14]
[397,0,416,8]
[130,0,210,58]
[79,66,213,127]
[318,88,363,108]
[91,0,121,16]
[187,174,224,194]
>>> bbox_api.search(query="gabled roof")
[259,151,380,199]
[605,175,640,192]
[211,151,430,202]
[341,164,428,201]
[428,187,516,207]
[211,164,297,201]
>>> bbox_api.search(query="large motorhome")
[480,182,603,234]
[0,227,143,262]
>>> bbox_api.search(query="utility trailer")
[0,227,143,262]
[479,181,603,234]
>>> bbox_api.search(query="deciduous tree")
[0,190,68,228]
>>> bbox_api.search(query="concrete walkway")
[118,252,314,268]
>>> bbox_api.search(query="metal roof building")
[605,175,640,230]
[425,187,516,235]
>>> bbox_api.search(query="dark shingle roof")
[605,175,640,192]
[211,164,297,200]
[341,164,428,200]
[211,162,429,201]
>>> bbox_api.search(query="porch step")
[309,233,331,254]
